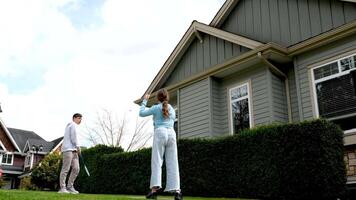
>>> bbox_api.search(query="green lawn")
[0,190,254,200]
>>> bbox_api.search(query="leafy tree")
[31,153,61,190]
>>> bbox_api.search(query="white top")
[61,122,79,152]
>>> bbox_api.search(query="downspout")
[257,52,293,123]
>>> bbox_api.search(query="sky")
[0,0,225,148]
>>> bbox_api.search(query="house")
[135,0,356,184]
[0,118,63,189]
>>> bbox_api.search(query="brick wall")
[345,147,356,177]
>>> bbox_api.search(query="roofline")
[0,118,21,152]
[210,0,240,27]
[0,140,7,151]
[23,140,30,152]
[288,20,356,56]
[50,139,63,153]
[142,20,263,97]
[135,42,287,104]
[210,0,355,28]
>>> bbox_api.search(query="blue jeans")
[150,127,180,192]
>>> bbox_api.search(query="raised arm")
[139,94,156,117]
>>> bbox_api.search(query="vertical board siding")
[295,34,356,120]
[220,0,356,47]
[164,35,248,87]
[179,79,210,138]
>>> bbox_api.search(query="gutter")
[257,52,293,123]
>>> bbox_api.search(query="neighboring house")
[0,119,63,189]
[136,0,356,184]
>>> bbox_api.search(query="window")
[312,53,356,131]
[229,83,251,134]
[2,153,13,165]
[25,154,32,167]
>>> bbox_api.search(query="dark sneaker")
[146,191,158,199]
[174,192,183,200]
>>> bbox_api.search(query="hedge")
[76,120,346,200]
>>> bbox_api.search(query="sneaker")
[58,188,69,194]
[174,192,183,200]
[67,187,79,194]
[146,190,158,199]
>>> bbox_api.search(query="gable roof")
[142,20,263,96]
[0,119,21,152]
[50,137,63,152]
[210,0,356,28]
[8,128,45,152]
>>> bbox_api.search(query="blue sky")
[0,0,224,148]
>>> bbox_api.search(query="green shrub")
[75,144,124,192]
[19,176,38,190]
[77,120,346,200]
[31,153,62,190]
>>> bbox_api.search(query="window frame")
[1,152,14,165]
[311,52,356,132]
[228,82,252,135]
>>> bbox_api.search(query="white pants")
[150,127,180,192]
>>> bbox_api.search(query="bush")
[31,153,62,190]
[75,144,124,192]
[19,176,38,190]
[77,120,346,200]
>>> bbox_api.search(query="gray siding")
[210,65,270,136]
[163,35,249,87]
[221,0,356,46]
[211,78,229,136]
[251,67,270,126]
[270,71,288,123]
[294,34,356,120]
[288,65,300,122]
[179,78,210,138]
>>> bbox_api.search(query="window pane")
[316,73,356,118]
[2,155,6,163]
[314,62,339,80]
[340,56,355,72]
[231,85,248,100]
[7,154,12,164]
[232,99,250,134]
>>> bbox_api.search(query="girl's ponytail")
[157,89,170,118]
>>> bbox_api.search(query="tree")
[31,153,62,190]
[85,108,152,151]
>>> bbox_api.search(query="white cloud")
[0,0,223,147]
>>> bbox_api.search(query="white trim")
[1,152,14,165]
[2,170,23,175]
[23,140,30,153]
[345,128,356,134]
[310,52,356,131]
[50,139,63,153]
[0,118,21,152]
[24,153,32,168]
[341,0,356,3]
[0,140,7,151]
[228,82,252,135]
[142,20,263,95]
[30,153,34,169]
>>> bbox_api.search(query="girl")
[139,88,182,200]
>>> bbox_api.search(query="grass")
[0,190,254,200]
